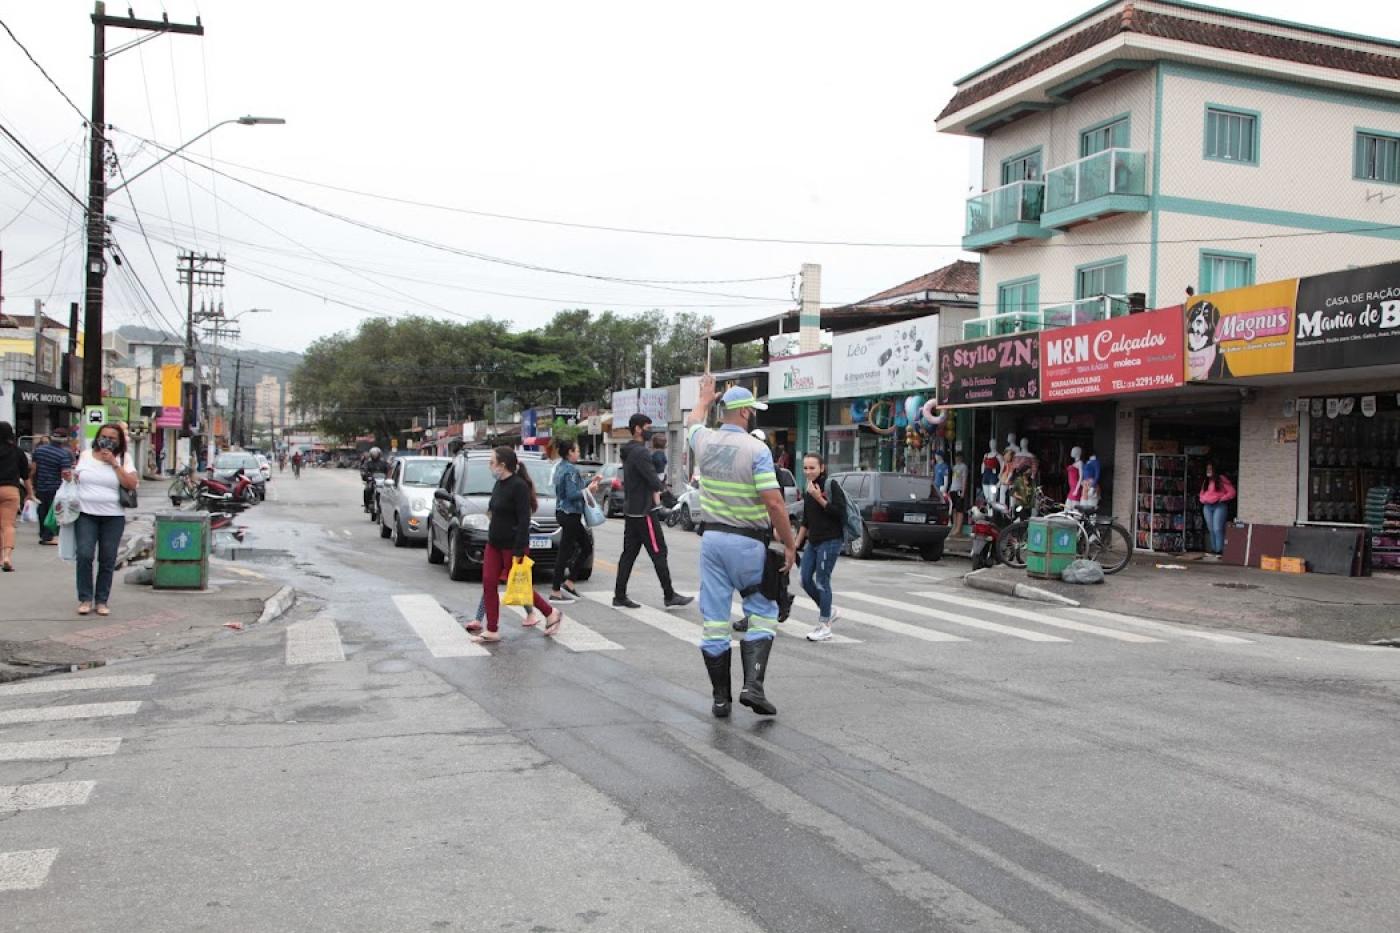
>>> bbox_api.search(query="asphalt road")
[4,468,1399,932]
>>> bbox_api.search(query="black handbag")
[119,484,139,509]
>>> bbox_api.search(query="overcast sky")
[1,0,1397,358]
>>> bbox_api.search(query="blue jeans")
[698,530,775,657]
[1202,502,1229,554]
[800,537,842,621]
[75,512,126,605]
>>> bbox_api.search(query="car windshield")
[214,453,258,470]
[881,476,934,500]
[461,458,555,496]
[402,460,448,485]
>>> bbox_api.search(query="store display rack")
[1135,453,1206,553]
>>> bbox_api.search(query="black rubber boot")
[703,650,732,718]
[738,638,777,716]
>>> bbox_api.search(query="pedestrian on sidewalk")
[549,438,600,604]
[613,413,692,610]
[70,422,139,616]
[0,422,36,572]
[1199,461,1236,559]
[950,451,968,537]
[651,433,669,487]
[29,427,73,546]
[473,446,562,643]
[796,452,846,642]
[687,377,797,717]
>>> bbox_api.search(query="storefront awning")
[9,380,81,410]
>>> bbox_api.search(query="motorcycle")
[969,496,1039,569]
[666,480,701,532]
[174,466,257,512]
[363,474,387,521]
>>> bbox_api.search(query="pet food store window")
[1301,396,1400,561]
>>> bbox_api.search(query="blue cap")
[721,386,768,411]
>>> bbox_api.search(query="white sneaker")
[827,609,840,626]
[806,623,832,642]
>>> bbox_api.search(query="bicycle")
[997,490,1133,574]
[994,488,1058,569]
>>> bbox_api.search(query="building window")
[1200,251,1255,293]
[1075,259,1127,299]
[1204,106,1259,164]
[1355,130,1400,184]
[1000,149,1042,185]
[997,277,1039,314]
[1080,116,1129,157]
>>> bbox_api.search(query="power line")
[0,17,89,126]
[0,120,86,213]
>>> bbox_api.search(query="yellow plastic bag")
[503,556,535,606]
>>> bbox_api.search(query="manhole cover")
[1211,582,1260,590]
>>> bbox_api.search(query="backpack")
[824,478,864,543]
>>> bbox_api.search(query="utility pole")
[230,357,243,447]
[66,302,79,394]
[83,2,204,408]
[176,250,224,442]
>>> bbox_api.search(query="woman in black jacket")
[475,447,562,642]
[0,422,35,572]
[795,452,847,642]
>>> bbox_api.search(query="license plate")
[902,513,927,524]
[530,535,553,549]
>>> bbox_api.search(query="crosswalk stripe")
[910,591,1162,644]
[0,849,58,891]
[0,739,122,761]
[843,591,1070,643]
[580,592,700,645]
[737,599,862,644]
[0,781,96,813]
[1065,608,1253,643]
[285,615,347,664]
[391,594,490,658]
[795,598,963,643]
[0,674,155,697]
[508,608,623,652]
[0,701,142,726]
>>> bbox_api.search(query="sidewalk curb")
[256,586,297,627]
[963,569,1081,607]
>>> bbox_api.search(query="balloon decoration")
[865,399,895,435]
[905,395,925,425]
[920,396,947,428]
[850,399,869,423]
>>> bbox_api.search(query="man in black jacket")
[613,414,693,610]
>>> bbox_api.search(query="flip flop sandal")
[463,620,484,634]
[470,631,502,644]
[543,611,564,637]
[521,613,540,628]
[561,583,580,597]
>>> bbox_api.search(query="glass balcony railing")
[1040,295,1131,329]
[1044,148,1148,215]
[961,311,1043,341]
[964,180,1046,236]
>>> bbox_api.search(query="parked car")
[211,451,267,501]
[377,456,451,547]
[831,471,951,561]
[426,451,594,582]
[255,454,272,482]
[599,462,626,517]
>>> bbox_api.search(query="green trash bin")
[153,510,210,590]
[1027,515,1079,579]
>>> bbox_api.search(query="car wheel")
[427,526,445,565]
[919,540,944,562]
[392,514,410,549]
[379,512,392,539]
[849,524,873,560]
[447,529,471,581]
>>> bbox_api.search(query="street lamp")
[109,116,286,194]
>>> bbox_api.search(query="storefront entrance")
[1134,402,1240,552]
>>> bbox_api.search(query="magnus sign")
[1042,310,1183,401]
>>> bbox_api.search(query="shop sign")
[1042,310,1183,401]
[1184,279,1297,381]
[11,380,78,408]
[103,396,133,423]
[611,387,669,424]
[154,406,184,428]
[160,363,183,407]
[937,334,1040,407]
[767,351,832,401]
[1293,261,1400,372]
[831,314,938,399]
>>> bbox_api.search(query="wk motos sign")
[1294,261,1400,372]
[1042,310,1183,401]
[938,333,1039,407]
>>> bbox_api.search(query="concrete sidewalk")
[0,479,290,681]
[962,552,1400,645]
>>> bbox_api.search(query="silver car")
[378,456,451,547]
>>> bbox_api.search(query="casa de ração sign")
[1293,261,1400,372]
[939,333,1040,407]
[1042,309,1184,401]
[766,351,832,402]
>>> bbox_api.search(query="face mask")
[641,428,655,442]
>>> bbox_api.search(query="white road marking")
[910,590,1162,644]
[0,781,96,813]
[0,674,154,697]
[509,608,623,652]
[0,849,59,891]
[285,615,347,664]
[391,594,490,658]
[0,701,142,726]
[580,591,703,645]
[0,738,122,761]
[794,598,959,643]
[324,529,336,539]
[843,591,1069,643]
[735,598,862,644]
[222,566,266,580]
[342,529,354,538]
[1066,608,1253,644]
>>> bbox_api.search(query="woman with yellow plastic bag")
[472,447,563,643]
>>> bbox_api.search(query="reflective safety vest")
[688,424,779,531]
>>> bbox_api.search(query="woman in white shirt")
[69,423,139,616]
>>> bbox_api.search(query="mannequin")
[981,439,1000,507]
[1066,446,1084,507]
[1080,450,1101,509]
[1012,437,1039,481]
[996,434,1019,506]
